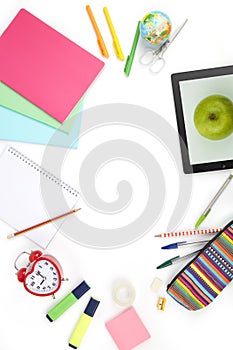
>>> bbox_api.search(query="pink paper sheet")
[106,307,151,350]
[0,9,104,122]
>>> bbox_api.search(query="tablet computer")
[172,65,233,173]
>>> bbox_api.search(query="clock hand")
[36,270,46,279]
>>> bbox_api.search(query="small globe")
[140,11,172,47]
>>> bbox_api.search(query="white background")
[0,1,233,350]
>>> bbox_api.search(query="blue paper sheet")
[0,104,83,148]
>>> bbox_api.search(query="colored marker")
[195,174,233,228]
[156,249,201,269]
[161,239,210,249]
[124,21,140,76]
[86,5,109,58]
[46,281,90,322]
[69,297,100,349]
[103,7,124,60]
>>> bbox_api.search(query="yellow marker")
[103,6,124,60]
[86,5,109,58]
[69,297,100,349]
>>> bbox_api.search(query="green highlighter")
[46,281,90,322]
[69,297,100,349]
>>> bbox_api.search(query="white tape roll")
[112,280,136,307]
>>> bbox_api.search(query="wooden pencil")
[7,208,81,239]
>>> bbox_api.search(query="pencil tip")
[7,234,12,239]
[154,234,161,238]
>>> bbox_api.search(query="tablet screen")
[172,66,233,173]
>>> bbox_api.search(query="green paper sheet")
[0,82,80,133]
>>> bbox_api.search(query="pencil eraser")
[150,277,162,293]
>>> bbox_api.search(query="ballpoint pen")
[124,21,140,76]
[161,239,210,250]
[86,5,109,58]
[156,249,202,269]
[103,7,124,60]
[195,174,233,228]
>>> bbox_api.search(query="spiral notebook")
[0,146,79,248]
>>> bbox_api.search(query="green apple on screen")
[194,95,233,140]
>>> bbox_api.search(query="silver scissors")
[139,19,188,74]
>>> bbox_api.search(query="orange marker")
[86,5,109,58]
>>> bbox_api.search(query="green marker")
[124,21,140,76]
[156,249,202,269]
[46,281,90,322]
[195,174,233,228]
[69,297,100,349]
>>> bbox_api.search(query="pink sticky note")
[106,307,151,350]
[0,9,104,123]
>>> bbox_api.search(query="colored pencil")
[7,208,81,239]
[154,227,221,238]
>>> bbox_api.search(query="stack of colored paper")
[0,9,104,148]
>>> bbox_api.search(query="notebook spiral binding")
[8,147,79,197]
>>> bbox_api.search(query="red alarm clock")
[14,250,67,298]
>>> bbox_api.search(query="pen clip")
[124,55,131,75]
[97,39,109,58]
[113,40,124,60]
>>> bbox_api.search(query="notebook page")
[0,146,79,248]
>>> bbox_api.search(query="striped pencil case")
[167,221,233,311]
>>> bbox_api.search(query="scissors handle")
[149,57,166,74]
[139,50,155,66]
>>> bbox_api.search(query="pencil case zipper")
[166,219,233,289]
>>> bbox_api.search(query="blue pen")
[161,240,210,250]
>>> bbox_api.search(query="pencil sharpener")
[157,297,166,311]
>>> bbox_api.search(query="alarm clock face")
[24,257,61,296]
